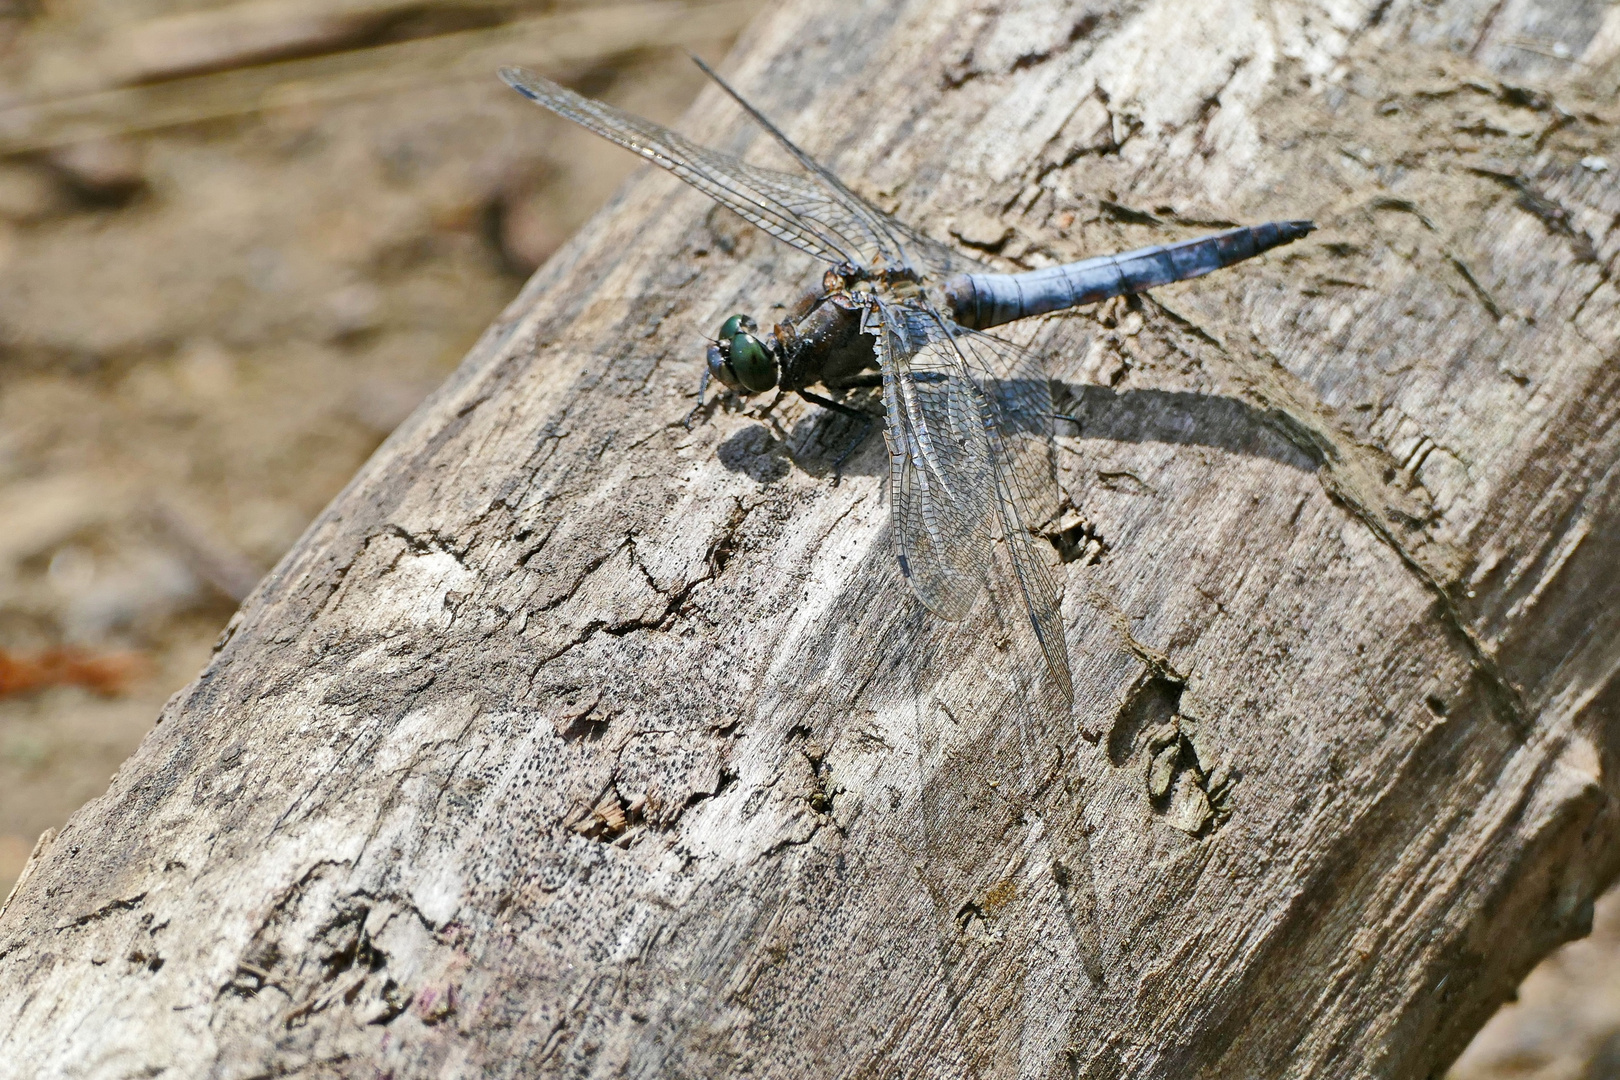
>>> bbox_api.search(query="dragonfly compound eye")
[706,343,739,391]
[726,331,777,393]
[718,313,758,340]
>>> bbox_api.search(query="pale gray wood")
[2,0,1618,1077]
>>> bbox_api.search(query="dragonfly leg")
[683,366,713,430]
[824,372,884,389]
[797,388,871,420]
[1051,411,1083,432]
[797,389,877,486]
[752,387,787,419]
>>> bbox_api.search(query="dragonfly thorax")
[775,291,878,391]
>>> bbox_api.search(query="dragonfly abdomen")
[942,220,1313,331]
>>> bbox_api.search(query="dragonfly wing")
[875,302,997,621]
[675,59,995,281]
[895,220,991,280]
[948,328,1063,531]
[877,302,1073,701]
[501,67,987,281]
[955,329,1073,702]
[993,457,1074,702]
[505,67,896,270]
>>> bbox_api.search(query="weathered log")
[3,0,1618,1076]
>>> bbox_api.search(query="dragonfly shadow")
[1053,383,1323,472]
[785,402,887,481]
[715,397,886,484]
[716,424,794,484]
[716,382,1320,487]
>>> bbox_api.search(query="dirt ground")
[0,0,751,880]
[0,1,1614,1075]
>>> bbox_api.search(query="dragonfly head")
[707,314,778,395]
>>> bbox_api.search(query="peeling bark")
[3,0,1619,1077]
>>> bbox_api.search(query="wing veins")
[691,55,913,270]
[502,67,871,266]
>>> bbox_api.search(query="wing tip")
[498,66,541,98]
[1029,613,1075,703]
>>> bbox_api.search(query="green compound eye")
[727,332,777,393]
[718,314,757,340]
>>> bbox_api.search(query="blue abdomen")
[943,220,1313,330]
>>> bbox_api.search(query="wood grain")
[2,0,1617,1076]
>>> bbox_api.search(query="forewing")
[504,67,899,270]
[875,302,997,621]
[878,303,1073,701]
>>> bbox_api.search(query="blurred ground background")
[0,0,756,880]
[0,1,1614,1077]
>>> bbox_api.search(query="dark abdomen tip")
[1259,220,1316,248]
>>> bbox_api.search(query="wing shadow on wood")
[1053,384,1324,473]
[732,381,1324,483]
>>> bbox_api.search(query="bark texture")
[3,0,1620,1077]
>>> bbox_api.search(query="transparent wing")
[894,221,990,281]
[952,329,1073,703]
[689,57,988,282]
[949,328,1063,532]
[874,302,998,621]
[875,300,1073,702]
[502,66,909,272]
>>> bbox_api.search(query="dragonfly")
[500,61,1312,705]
